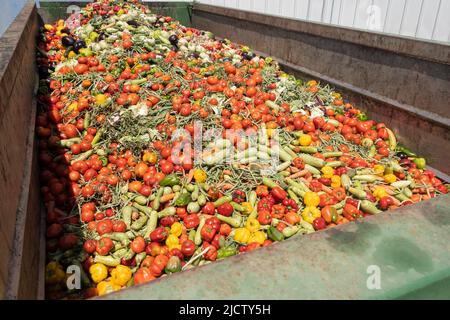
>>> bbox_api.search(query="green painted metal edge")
[98,194,450,300]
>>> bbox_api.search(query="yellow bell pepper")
[241,202,253,215]
[302,206,321,224]
[67,101,78,112]
[330,175,341,189]
[373,164,385,176]
[321,166,334,179]
[165,234,180,250]
[110,265,132,286]
[303,192,320,207]
[89,263,108,283]
[234,228,251,244]
[249,231,266,245]
[373,186,389,200]
[97,280,121,296]
[170,222,183,237]
[45,261,66,285]
[245,217,260,233]
[95,94,107,106]
[68,51,76,59]
[193,168,207,183]
[298,135,312,146]
[383,174,397,183]
[44,24,54,31]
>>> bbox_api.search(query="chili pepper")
[397,146,417,158]
[267,226,284,242]
[217,246,237,259]
[159,173,180,187]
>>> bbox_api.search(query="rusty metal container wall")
[0,0,449,300]
[191,3,450,177]
[0,1,42,299]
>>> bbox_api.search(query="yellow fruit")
[89,263,108,283]
[299,135,312,146]
[303,192,320,207]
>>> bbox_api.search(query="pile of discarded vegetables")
[37,0,449,299]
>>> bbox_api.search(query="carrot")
[322,185,334,195]
[160,193,176,203]
[288,169,309,179]
[222,169,232,175]
[186,169,194,183]
[222,183,233,190]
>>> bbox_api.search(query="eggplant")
[61,28,71,34]
[171,45,179,52]
[127,20,139,27]
[73,40,86,52]
[396,152,408,160]
[169,34,178,45]
[62,36,75,47]
[98,33,106,41]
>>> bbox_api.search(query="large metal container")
[0,1,448,300]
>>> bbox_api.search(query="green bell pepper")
[267,226,285,242]
[159,173,180,187]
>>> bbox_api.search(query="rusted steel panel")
[191,5,450,175]
[0,0,41,299]
[104,194,450,300]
